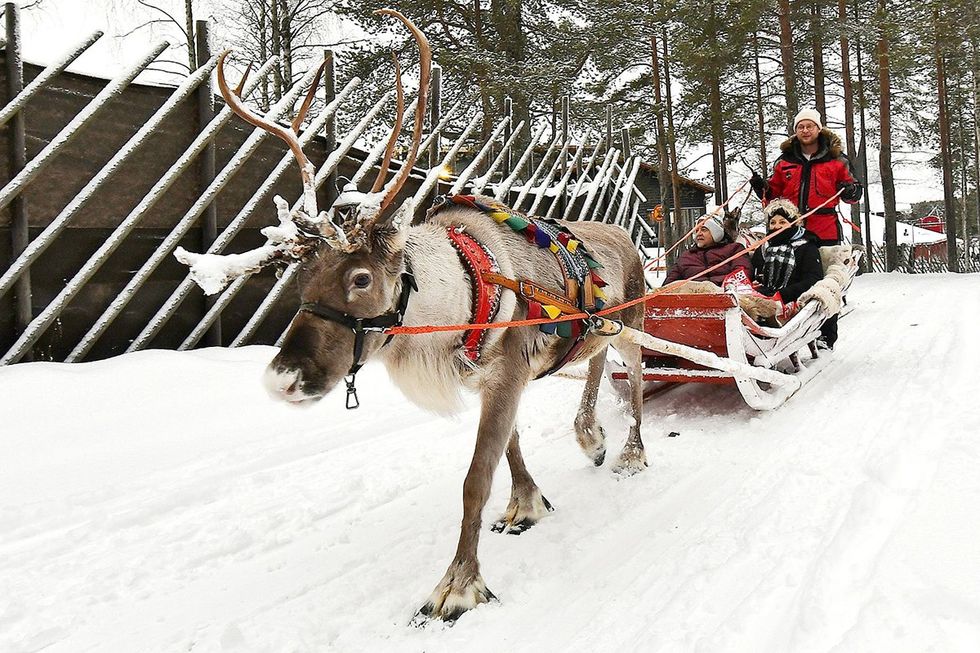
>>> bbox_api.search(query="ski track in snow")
[1,274,979,652]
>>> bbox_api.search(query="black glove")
[749,171,767,199]
[755,285,775,297]
[838,181,862,202]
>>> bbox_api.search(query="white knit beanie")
[794,108,822,130]
[700,214,725,243]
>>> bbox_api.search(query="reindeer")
[176,10,648,623]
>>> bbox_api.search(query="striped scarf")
[762,226,806,290]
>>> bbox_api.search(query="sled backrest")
[642,293,737,364]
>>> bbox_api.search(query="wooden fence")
[867,242,980,274]
[0,5,656,365]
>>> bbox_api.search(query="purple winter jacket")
[662,240,752,286]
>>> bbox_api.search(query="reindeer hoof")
[611,448,648,478]
[491,491,554,535]
[575,422,607,467]
[592,447,606,467]
[412,573,497,625]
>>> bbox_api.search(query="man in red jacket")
[662,214,751,286]
[750,108,861,348]
[750,108,862,245]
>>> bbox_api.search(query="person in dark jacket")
[663,213,751,286]
[751,199,824,313]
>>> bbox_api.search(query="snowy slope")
[2,274,979,653]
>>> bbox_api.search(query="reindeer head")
[175,9,431,405]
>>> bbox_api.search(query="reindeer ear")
[723,208,740,240]
[370,204,410,256]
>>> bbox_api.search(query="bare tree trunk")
[778,0,799,133]
[958,84,970,243]
[934,10,959,271]
[271,0,283,100]
[839,0,861,246]
[718,130,729,200]
[973,42,980,239]
[753,31,768,178]
[259,1,269,110]
[856,0,873,271]
[877,0,898,270]
[491,0,531,167]
[711,131,722,202]
[651,33,673,253]
[185,0,195,70]
[811,0,826,118]
[708,2,727,202]
[281,0,293,87]
[663,30,685,236]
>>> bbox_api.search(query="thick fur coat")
[379,197,645,414]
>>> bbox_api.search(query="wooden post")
[658,221,663,262]
[5,3,31,360]
[195,20,221,346]
[320,49,337,208]
[503,95,513,178]
[621,126,632,159]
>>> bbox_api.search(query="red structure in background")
[919,214,945,233]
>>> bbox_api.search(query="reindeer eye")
[352,273,372,289]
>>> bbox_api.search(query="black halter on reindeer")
[176,9,648,624]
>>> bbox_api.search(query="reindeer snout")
[263,365,310,403]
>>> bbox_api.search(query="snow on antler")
[175,196,332,295]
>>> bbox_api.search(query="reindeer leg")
[491,428,554,535]
[610,336,648,477]
[574,346,609,466]
[415,367,528,624]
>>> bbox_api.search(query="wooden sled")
[609,252,860,411]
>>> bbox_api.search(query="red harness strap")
[447,226,502,362]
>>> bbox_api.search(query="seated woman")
[663,213,751,286]
[751,199,824,319]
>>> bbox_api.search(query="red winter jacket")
[764,128,860,243]
[663,240,752,286]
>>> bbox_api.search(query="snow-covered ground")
[2,273,979,652]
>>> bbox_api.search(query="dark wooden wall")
[0,56,423,362]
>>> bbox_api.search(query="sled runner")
[609,248,861,410]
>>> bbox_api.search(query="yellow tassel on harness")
[542,305,562,319]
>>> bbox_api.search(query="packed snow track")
[2,274,979,652]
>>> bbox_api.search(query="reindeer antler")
[370,9,432,221]
[216,50,352,251]
[216,51,324,219]
[371,52,405,194]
